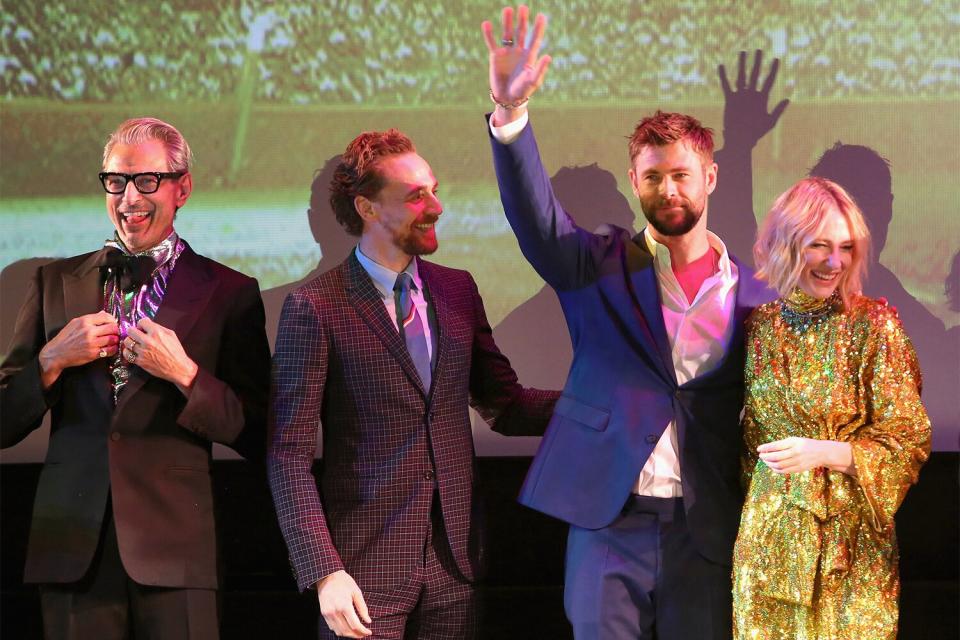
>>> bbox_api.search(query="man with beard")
[268,129,556,639]
[480,7,772,639]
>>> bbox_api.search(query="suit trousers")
[319,502,477,640]
[40,508,219,640]
[564,495,732,640]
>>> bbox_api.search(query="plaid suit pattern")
[268,253,555,595]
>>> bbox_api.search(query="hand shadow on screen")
[810,144,958,445]
[709,50,790,265]
[492,164,637,392]
[261,155,353,350]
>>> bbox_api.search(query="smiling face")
[103,139,191,253]
[357,152,442,265]
[628,141,717,239]
[798,207,854,299]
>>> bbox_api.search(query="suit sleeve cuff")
[488,111,529,144]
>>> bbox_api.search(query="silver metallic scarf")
[102,231,185,403]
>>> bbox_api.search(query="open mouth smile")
[121,211,152,225]
[811,271,840,282]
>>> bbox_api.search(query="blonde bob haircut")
[754,177,871,308]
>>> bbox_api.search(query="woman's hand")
[758,437,856,476]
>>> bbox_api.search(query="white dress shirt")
[354,246,435,362]
[633,231,738,497]
[489,116,740,497]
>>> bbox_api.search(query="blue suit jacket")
[489,120,774,565]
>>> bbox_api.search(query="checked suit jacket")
[268,252,556,593]
[0,242,270,589]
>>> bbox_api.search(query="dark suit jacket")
[268,252,556,593]
[0,242,270,588]
[489,121,774,565]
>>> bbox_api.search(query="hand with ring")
[123,337,138,363]
[481,5,552,125]
[37,311,119,389]
[125,318,199,394]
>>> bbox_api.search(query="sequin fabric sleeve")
[732,291,931,640]
[849,303,932,532]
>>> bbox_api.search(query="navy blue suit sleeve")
[488,117,615,292]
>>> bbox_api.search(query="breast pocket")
[553,395,610,432]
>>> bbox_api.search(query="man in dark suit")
[268,129,556,640]
[0,117,270,639]
[480,7,772,639]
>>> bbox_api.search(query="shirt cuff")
[489,111,529,145]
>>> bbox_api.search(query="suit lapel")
[624,233,676,385]
[709,255,766,372]
[152,245,216,341]
[62,249,114,406]
[344,253,428,397]
[62,249,109,321]
[418,259,447,396]
[116,244,217,409]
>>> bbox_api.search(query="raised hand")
[718,50,790,149]
[481,5,551,124]
[124,317,198,393]
[38,311,119,388]
[316,570,372,638]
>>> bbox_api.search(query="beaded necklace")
[779,287,841,334]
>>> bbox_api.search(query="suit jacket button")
[110,432,121,441]
[424,470,435,480]
[645,434,658,444]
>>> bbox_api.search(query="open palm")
[482,6,551,106]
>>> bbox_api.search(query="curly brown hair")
[329,129,416,236]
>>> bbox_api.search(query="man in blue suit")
[480,7,773,639]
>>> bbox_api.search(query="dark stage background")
[1,1,958,638]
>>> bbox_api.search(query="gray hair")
[102,117,193,172]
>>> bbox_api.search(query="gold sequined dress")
[732,289,931,640]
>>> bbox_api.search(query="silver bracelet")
[489,89,529,110]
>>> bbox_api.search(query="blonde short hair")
[102,117,192,172]
[754,177,871,307]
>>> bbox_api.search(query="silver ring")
[501,37,514,46]
[98,348,108,359]
[127,348,137,363]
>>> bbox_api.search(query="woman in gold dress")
[732,177,931,640]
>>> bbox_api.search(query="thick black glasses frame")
[98,172,185,194]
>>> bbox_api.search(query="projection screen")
[2,1,957,461]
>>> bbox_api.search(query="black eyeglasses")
[98,172,185,194]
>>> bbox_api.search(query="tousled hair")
[754,177,871,308]
[628,110,714,164]
[103,117,192,172]
[329,129,416,236]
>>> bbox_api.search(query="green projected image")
[2,2,958,458]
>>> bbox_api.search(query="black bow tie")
[96,248,156,293]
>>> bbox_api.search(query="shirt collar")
[642,228,734,281]
[354,246,422,299]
